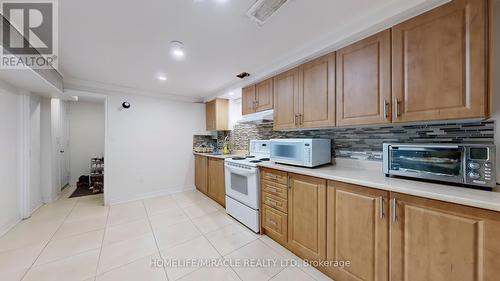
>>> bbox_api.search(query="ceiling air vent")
[236,72,251,79]
[246,0,290,25]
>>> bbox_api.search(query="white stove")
[224,140,270,232]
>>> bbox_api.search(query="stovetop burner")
[245,156,256,158]
[249,160,262,163]
[232,157,246,160]
[259,158,270,161]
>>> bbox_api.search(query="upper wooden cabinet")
[390,192,500,281]
[205,98,228,131]
[273,68,300,130]
[327,181,389,281]
[273,54,336,130]
[299,54,336,129]
[242,85,256,115]
[242,79,274,115]
[336,30,392,126]
[288,173,327,261]
[256,79,274,112]
[392,0,488,122]
[207,157,225,207]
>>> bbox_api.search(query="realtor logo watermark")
[1,0,58,69]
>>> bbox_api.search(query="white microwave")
[270,139,331,167]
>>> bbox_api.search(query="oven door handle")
[391,145,460,150]
[225,165,257,176]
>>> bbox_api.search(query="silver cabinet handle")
[300,114,304,126]
[379,197,385,219]
[294,114,299,126]
[383,99,389,119]
[391,198,397,223]
[394,98,399,119]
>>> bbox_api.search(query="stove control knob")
[468,162,480,170]
[468,172,481,180]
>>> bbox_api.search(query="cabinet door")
[273,68,300,130]
[242,85,256,115]
[298,54,336,128]
[390,193,500,281]
[392,0,487,122]
[205,100,216,130]
[207,158,225,207]
[195,155,207,194]
[288,173,327,261]
[255,79,273,112]
[326,181,389,281]
[336,30,391,126]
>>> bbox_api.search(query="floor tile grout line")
[185,192,253,281]
[92,198,110,281]
[141,199,171,281]
[184,199,243,281]
[19,194,80,281]
[93,208,159,277]
[258,238,328,281]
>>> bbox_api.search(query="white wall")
[0,81,22,235]
[228,89,243,130]
[105,94,207,204]
[29,95,42,213]
[40,97,56,202]
[68,101,105,184]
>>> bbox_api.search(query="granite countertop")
[193,152,246,159]
[258,159,500,212]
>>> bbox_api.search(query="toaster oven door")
[388,145,464,184]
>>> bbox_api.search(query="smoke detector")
[246,0,290,25]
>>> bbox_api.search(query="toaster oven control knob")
[468,172,481,180]
[468,162,480,170]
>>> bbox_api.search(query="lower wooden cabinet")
[262,204,288,245]
[326,181,389,281]
[390,193,500,281]
[194,155,207,194]
[288,173,327,261]
[207,157,225,207]
[193,156,226,207]
[259,169,500,281]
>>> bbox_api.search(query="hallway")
[0,188,330,281]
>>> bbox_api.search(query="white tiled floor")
[0,187,332,281]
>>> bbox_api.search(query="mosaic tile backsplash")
[222,120,495,161]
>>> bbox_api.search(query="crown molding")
[64,77,204,103]
[206,0,449,101]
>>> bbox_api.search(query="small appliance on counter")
[224,140,271,232]
[383,143,496,189]
[270,138,331,168]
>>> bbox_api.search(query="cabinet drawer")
[262,205,287,245]
[262,180,287,200]
[262,192,287,213]
[262,168,288,185]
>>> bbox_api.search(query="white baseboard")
[107,186,196,206]
[0,216,22,238]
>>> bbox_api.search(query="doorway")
[67,96,106,201]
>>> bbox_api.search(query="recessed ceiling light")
[157,74,167,81]
[170,41,185,60]
[228,92,234,96]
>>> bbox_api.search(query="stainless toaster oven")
[383,143,496,188]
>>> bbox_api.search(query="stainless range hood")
[239,109,273,123]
